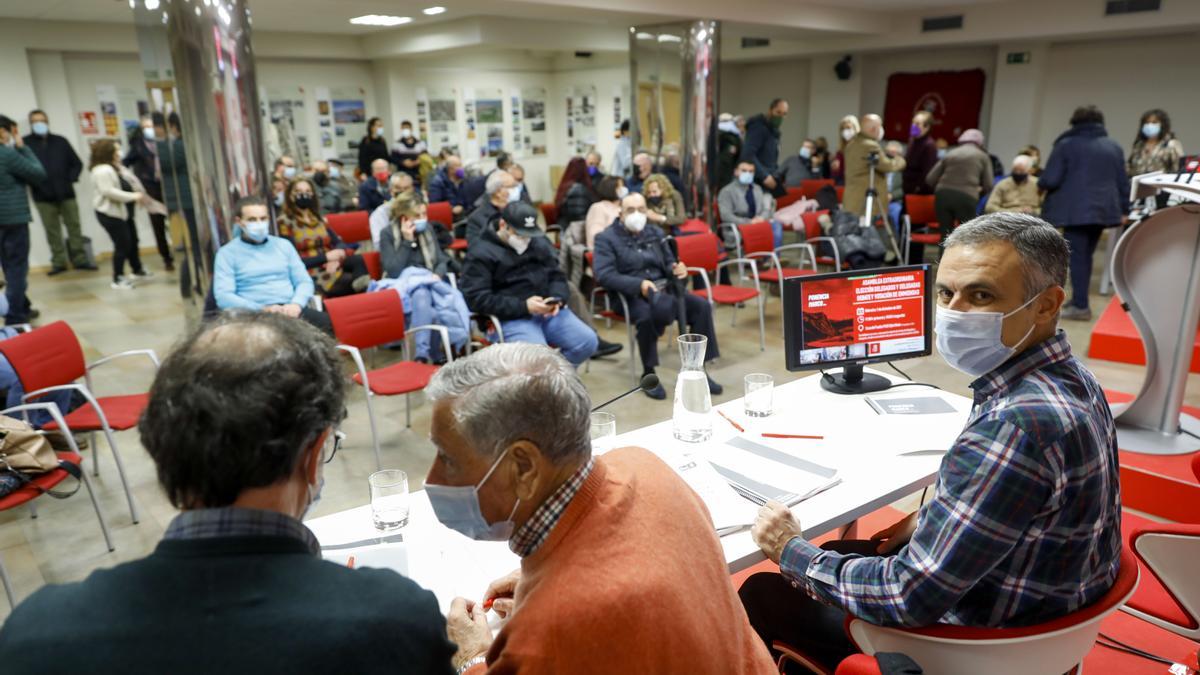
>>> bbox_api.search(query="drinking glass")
[589,411,616,451]
[369,470,410,531]
[744,373,774,418]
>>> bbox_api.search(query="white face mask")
[935,295,1039,377]
[624,211,647,233]
[841,128,856,142]
[243,218,270,242]
[875,127,884,141]
[616,186,629,199]
[506,231,530,255]
[507,185,523,203]
[400,128,413,139]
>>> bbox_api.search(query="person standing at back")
[740,98,788,198]
[89,138,149,291]
[0,115,45,325]
[1128,108,1183,209]
[357,116,390,176]
[926,129,994,253]
[903,111,937,197]
[1039,105,1129,321]
[123,114,175,271]
[0,311,457,675]
[390,120,426,181]
[843,114,904,259]
[23,110,96,275]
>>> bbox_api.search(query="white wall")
[256,59,379,163]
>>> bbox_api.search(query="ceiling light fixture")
[349,14,412,26]
[657,34,683,43]
[635,32,654,40]
[422,6,446,15]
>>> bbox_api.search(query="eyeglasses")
[323,430,346,464]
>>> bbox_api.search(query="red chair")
[0,321,153,523]
[799,179,835,200]
[1119,453,1200,640]
[678,219,711,236]
[0,402,113,607]
[674,231,766,351]
[324,292,451,470]
[835,186,845,203]
[325,210,372,245]
[839,548,1139,675]
[427,201,467,251]
[539,202,559,227]
[776,187,805,209]
[723,221,817,311]
[362,250,383,280]
[902,195,940,265]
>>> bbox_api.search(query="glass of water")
[369,470,410,531]
[744,373,774,418]
[589,411,616,451]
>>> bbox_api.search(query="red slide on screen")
[801,270,925,350]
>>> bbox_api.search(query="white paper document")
[703,436,841,507]
[664,449,760,534]
[322,542,409,576]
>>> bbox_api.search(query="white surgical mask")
[507,232,530,255]
[243,218,270,242]
[616,186,629,199]
[799,147,812,159]
[935,295,1039,377]
[283,166,296,179]
[624,211,647,233]
[508,185,523,203]
[32,122,49,136]
[1142,123,1161,139]
[738,171,754,185]
[400,128,412,139]
[875,127,885,141]
[841,128,856,142]
[142,127,156,141]
[425,448,520,541]
[329,166,341,179]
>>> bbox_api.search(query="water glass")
[369,470,410,531]
[589,411,616,450]
[744,373,774,418]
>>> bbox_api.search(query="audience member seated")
[654,148,687,205]
[277,178,369,298]
[739,215,1121,671]
[271,176,287,209]
[593,192,722,400]
[778,138,821,188]
[927,129,994,248]
[584,151,605,182]
[378,192,468,363]
[466,170,519,245]
[509,164,533,205]
[212,197,331,334]
[643,173,685,235]
[357,115,390,175]
[327,158,358,210]
[458,203,597,366]
[370,172,422,246]
[627,152,652,194]
[425,343,775,674]
[358,158,392,215]
[273,154,297,182]
[0,311,457,674]
[718,160,781,247]
[584,175,624,249]
[390,120,426,181]
[903,110,937,196]
[309,160,343,215]
[986,155,1040,215]
[428,154,469,221]
[554,157,597,228]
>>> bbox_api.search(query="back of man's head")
[944,213,1069,299]
[138,311,346,509]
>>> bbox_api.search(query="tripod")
[862,151,903,263]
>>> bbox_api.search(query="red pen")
[717,410,745,433]
[762,432,824,440]
[482,598,495,611]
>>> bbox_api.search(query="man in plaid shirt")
[740,213,1122,671]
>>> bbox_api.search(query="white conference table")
[307,369,973,612]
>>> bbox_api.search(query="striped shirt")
[163,507,320,556]
[509,458,594,558]
[781,331,1122,627]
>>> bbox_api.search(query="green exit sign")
[1006,51,1032,64]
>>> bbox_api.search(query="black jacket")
[21,133,82,202]
[1039,123,1130,227]
[379,225,457,279]
[459,227,569,321]
[0,535,456,675]
[557,182,595,225]
[465,201,501,245]
[357,135,390,175]
[123,138,162,194]
[739,114,781,184]
[593,222,675,300]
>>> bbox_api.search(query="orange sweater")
[468,446,776,675]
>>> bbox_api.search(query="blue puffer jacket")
[1039,123,1130,227]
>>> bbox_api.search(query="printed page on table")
[322,542,408,576]
[702,436,840,507]
[656,442,759,534]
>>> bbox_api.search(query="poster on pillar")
[463,88,479,160]
[427,88,459,157]
[521,87,548,156]
[473,87,505,160]
[509,89,522,155]
[566,85,598,155]
[883,69,986,145]
[415,87,431,146]
[265,86,310,165]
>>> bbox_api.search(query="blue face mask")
[413,218,429,234]
[1142,123,1161,139]
[283,166,296,180]
[242,218,270,243]
[31,122,49,136]
[799,147,811,160]
[935,295,1038,377]
[329,166,341,179]
[587,165,598,176]
[738,171,754,186]
[426,447,521,541]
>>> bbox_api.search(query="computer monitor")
[783,264,932,394]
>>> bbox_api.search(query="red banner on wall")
[883,69,986,144]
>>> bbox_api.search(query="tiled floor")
[1,236,1195,622]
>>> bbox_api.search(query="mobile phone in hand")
[544,297,562,306]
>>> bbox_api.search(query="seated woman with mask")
[212,196,332,333]
[376,192,469,363]
[643,173,686,235]
[277,177,370,297]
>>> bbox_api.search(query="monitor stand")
[820,364,892,395]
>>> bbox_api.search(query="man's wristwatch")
[457,656,487,674]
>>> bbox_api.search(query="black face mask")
[313,172,329,187]
[647,196,663,205]
[1011,173,1028,184]
[294,194,316,211]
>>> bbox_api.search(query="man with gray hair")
[742,213,1121,670]
[464,169,519,245]
[427,343,775,674]
[985,154,1040,216]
